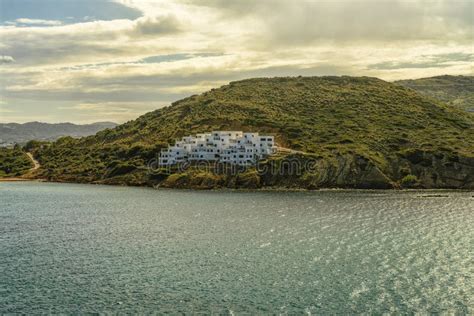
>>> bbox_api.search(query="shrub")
[400,174,419,188]
[236,170,261,189]
[108,163,136,177]
[162,173,189,188]
[0,148,32,177]
[190,172,223,189]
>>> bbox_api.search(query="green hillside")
[31,76,474,189]
[396,75,474,113]
[0,147,33,178]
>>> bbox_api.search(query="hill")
[30,76,474,189]
[396,75,474,113]
[0,121,117,146]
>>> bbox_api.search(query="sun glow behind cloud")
[0,0,472,123]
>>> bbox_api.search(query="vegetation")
[396,75,474,113]
[0,146,33,178]
[400,175,419,188]
[16,76,474,188]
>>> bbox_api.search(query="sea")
[1,182,472,313]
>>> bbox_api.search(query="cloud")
[59,101,159,112]
[14,18,63,26]
[57,101,164,123]
[0,100,14,113]
[2,44,473,104]
[0,55,15,64]
[0,15,184,66]
[368,53,474,70]
[133,15,182,35]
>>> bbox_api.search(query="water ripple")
[1,183,473,314]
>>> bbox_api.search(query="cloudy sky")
[0,0,472,123]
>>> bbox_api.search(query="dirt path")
[276,146,307,155]
[26,152,40,170]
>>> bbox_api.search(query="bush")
[162,173,189,188]
[400,174,419,188]
[190,172,223,189]
[0,148,32,177]
[108,163,136,177]
[24,140,49,152]
[236,170,261,189]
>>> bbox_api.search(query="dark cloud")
[56,53,225,70]
[0,55,15,64]
[184,0,473,45]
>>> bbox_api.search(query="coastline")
[0,177,43,182]
[2,177,473,193]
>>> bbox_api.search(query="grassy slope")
[396,75,474,113]
[33,76,474,187]
[0,147,33,178]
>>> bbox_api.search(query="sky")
[0,0,473,124]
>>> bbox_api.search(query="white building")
[159,131,277,166]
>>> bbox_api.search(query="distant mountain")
[0,121,117,145]
[396,75,474,113]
